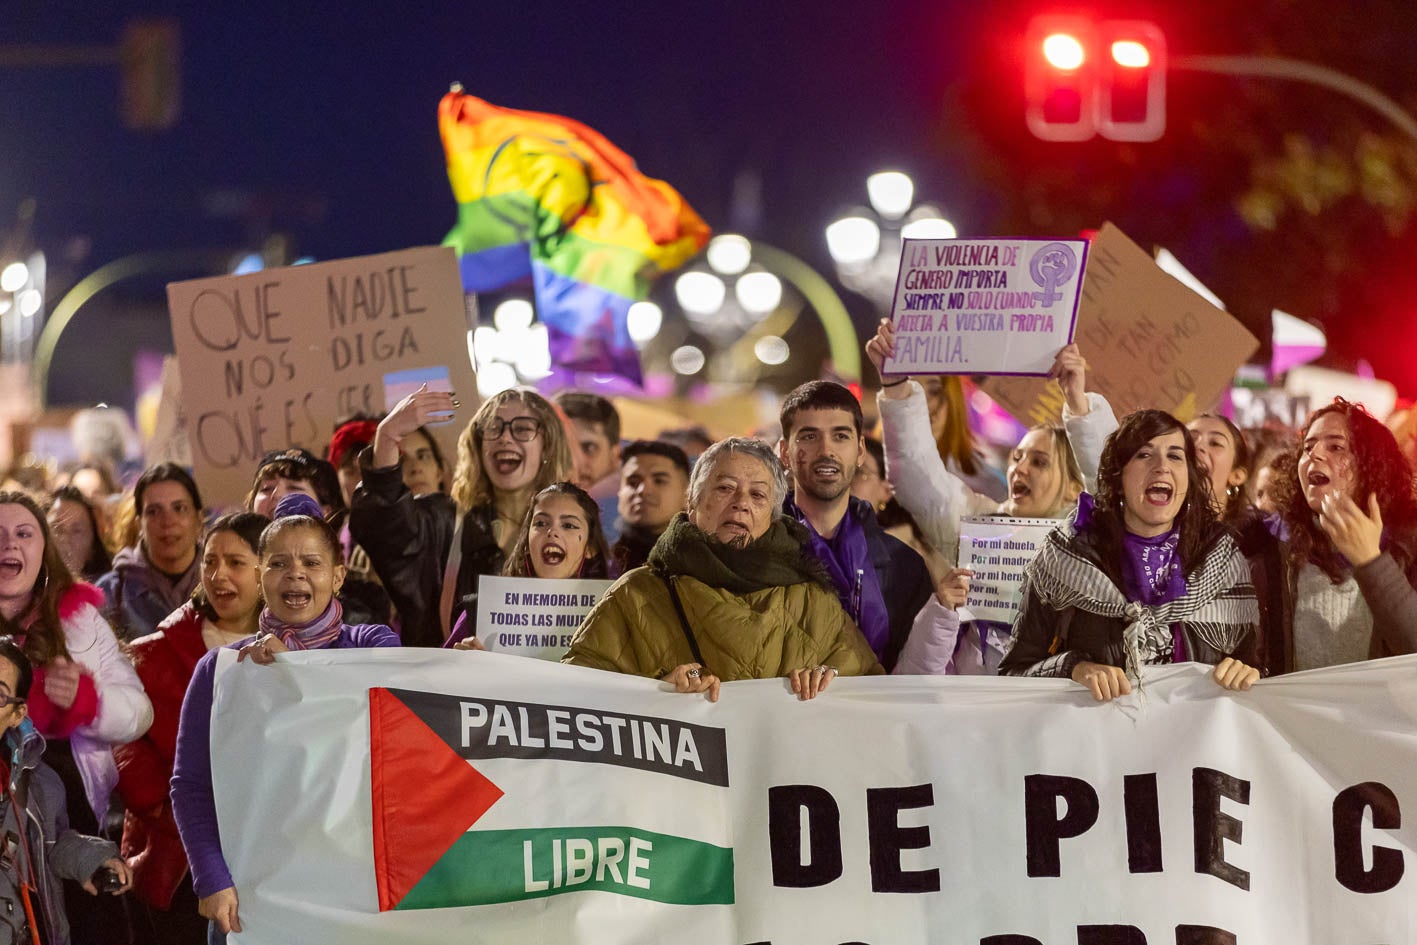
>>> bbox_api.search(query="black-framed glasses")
[479,416,542,443]
[0,694,25,709]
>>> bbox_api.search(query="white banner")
[957,515,1056,624]
[475,576,615,660]
[210,650,1417,944]
[883,238,1086,377]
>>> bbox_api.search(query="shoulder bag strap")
[657,572,706,670]
[438,514,466,642]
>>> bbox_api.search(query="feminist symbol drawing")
[1029,242,1079,307]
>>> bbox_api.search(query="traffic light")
[1025,16,1098,142]
[1097,21,1166,141]
[1025,16,1166,142]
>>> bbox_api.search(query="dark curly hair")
[1271,398,1417,582]
[502,482,610,579]
[1090,409,1220,584]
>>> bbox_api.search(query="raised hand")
[1319,492,1384,568]
[373,383,458,467]
[865,318,910,399]
[1048,343,1090,415]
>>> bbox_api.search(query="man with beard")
[565,436,881,698]
[608,440,690,576]
[778,381,933,671]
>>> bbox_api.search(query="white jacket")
[59,584,154,822]
[877,382,1118,565]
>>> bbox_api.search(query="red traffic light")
[1025,16,1098,142]
[1097,21,1166,141]
[1025,16,1166,143]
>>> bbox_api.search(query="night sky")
[5,1,1413,407]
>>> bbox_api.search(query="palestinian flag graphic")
[369,687,735,911]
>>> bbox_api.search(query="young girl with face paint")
[1264,399,1417,673]
[867,320,1101,675]
[445,482,611,650]
[171,494,399,943]
[999,410,1262,701]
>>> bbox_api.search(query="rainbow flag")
[439,90,711,383]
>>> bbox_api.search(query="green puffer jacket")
[565,566,884,681]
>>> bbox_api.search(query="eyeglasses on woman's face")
[478,416,542,443]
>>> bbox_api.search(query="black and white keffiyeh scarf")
[1021,521,1259,683]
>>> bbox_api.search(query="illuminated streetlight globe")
[514,324,553,378]
[706,234,752,275]
[626,301,663,345]
[866,171,915,219]
[901,217,958,240]
[493,298,534,332]
[470,326,498,367]
[675,271,727,316]
[754,335,790,365]
[0,262,29,293]
[670,345,706,375]
[825,216,882,265]
[477,361,518,397]
[735,271,783,315]
[16,290,42,318]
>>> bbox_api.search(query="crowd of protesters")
[0,322,1414,944]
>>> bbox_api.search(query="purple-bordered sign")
[882,237,1089,377]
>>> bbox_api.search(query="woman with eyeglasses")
[350,387,575,647]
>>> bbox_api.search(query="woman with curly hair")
[1000,410,1261,701]
[350,386,575,647]
[1265,398,1417,673]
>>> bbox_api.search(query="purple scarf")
[258,598,345,650]
[793,502,890,658]
[1120,528,1188,661]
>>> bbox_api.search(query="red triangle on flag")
[369,687,504,911]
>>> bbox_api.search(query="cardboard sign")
[883,238,1086,377]
[144,355,193,467]
[979,224,1260,426]
[166,246,475,506]
[475,576,615,661]
[957,515,1056,624]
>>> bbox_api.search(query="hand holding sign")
[1048,343,1090,416]
[866,318,911,399]
[934,568,973,610]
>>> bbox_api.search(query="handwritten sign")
[475,575,614,661]
[145,355,193,467]
[883,238,1086,377]
[166,247,475,506]
[957,516,1056,624]
[979,224,1260,426]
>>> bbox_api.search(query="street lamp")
[826,172,956,311]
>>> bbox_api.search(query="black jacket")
[1000,520,1257,678]
[785,495,933,673]
[349,454,504,647]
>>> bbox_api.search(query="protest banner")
[144,355,193,467]
[211,649,1417,944]
[882,237,1086,377]
[166,246,475,506]
[475,576,614,660]
[957,515,1056,624]
[979,224,1260,426]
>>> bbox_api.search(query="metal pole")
[747,242,862,382]
[33,249,228,407]
[1173,55,1417,143]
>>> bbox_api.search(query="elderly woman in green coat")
[565,437,882,700]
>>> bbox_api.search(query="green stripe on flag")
[396,826,734,909]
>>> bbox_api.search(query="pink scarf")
[258,598,344,650]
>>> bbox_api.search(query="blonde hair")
[451,389,574,514]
